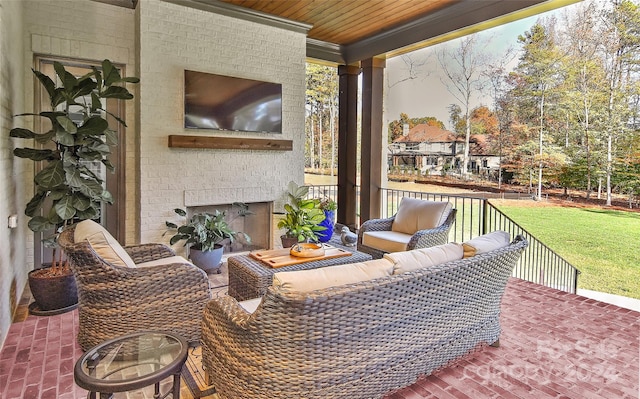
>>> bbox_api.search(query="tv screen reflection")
[184,70,282,134]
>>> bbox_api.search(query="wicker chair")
[358,198,457,259]
[201,236,528,399]
[58,223,211,351]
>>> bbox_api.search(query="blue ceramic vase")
[316,210,336,243]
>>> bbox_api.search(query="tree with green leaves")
[560,1,608,198]
[599,0,640,206]
[306,63,338,174]
[512,22,565,199]
[560,2,606,198]
[10,60,138,273]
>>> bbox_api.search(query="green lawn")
[494,204,640,299]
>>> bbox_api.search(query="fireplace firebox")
[186,202,273,256]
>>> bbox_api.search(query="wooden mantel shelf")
[168,135,293,151]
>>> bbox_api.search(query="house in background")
[388,124,499,176]
[468,134,501,178]
[389,124,464,173]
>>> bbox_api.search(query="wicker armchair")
[58,223,211,351]
[358,198,457,259]
[201,236,528,399]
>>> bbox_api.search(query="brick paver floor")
[1,278,638,398]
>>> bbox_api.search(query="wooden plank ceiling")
[96,0,580,64]
[218,0,455,46]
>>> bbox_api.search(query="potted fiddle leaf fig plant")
[10,60,138,314]
[277,181,326,247]
[165,203,252,274]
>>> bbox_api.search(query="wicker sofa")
[58,220,211,350]
[201,233,527,399]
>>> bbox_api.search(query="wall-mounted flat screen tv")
[184,70,282,134]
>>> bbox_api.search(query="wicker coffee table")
[228,236,372,301]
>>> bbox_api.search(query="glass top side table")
[74,331,189,399]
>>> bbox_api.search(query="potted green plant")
[316,197,337,243]
[165,203,252,273]
[277,181,326,247]
[10,60,138,314]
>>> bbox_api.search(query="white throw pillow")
[462,231,511,258]
[391,198,451,235]
[272,258,394,293]
[384,243,464,275]
[74,220,136,268]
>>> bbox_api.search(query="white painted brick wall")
[0,0,28,350]
[137,0,306,244]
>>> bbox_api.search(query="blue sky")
[384,2,582,132]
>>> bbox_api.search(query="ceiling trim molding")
[342,0,575,64]
[162,0,313,35]
[306,39,345,65]
[91,0,137,9]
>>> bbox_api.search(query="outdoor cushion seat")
[360,230,412,253]
[358,198,457,259]
[58,220,211,350]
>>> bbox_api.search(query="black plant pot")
[28,268,78,316]
[281,235,300,249]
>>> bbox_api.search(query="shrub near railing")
[306,184,580,293]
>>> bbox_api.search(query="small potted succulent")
[277,181,326,247]
[315,197,337,243]
[165,203,251,273]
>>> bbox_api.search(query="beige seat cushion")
[391,198,451,235]
[74,220,136,268]
[273,258,394,293]
[384,243,464,275]
[362,230,412,253]
[136,255,193,268]
[462,231,511,258]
